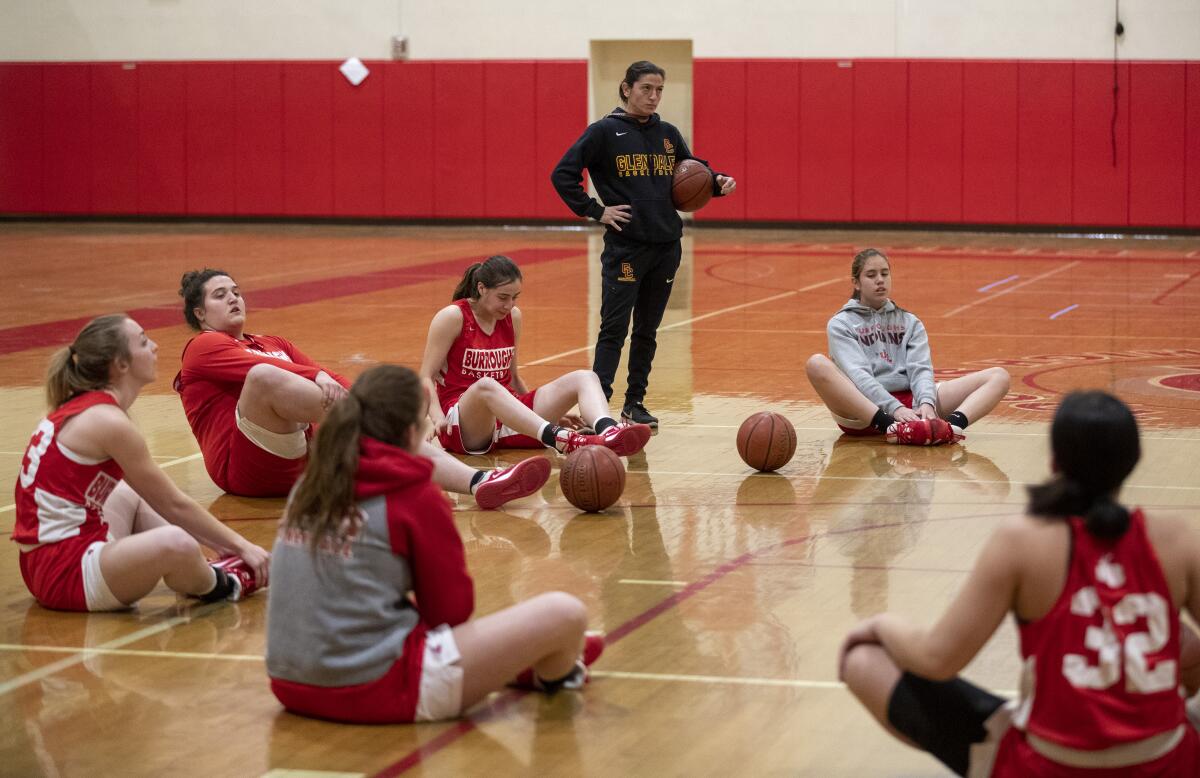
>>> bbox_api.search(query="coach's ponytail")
[451,255,523,301]
[46,314,131,409]
[1026,391,1139,539]
[284,365,426,554]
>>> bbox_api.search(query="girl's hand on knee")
[429,418,449,441]
[838,616,883,680]
[315,372,347,408]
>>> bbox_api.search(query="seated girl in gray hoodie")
[805,249,1009,445]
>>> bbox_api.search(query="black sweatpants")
[592,231,682,405]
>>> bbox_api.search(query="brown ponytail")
[283,365,426,553]
[46,315,131,409]
[451,255,522,301]
[1026,391,1140,539]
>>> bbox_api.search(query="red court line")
[370,513,989,776]
[0,247,581,356]
[692,246,1200,264]
[1152,269,1200,305]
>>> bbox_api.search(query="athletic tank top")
[13,391,124,549]
[1012,510,1184,751]
[434,298,516,413]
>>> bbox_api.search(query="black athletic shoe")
[621,402,659,429]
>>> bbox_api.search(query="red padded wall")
[433,62,485,218]
[693,59,746,221]
[91,63,138,214]
[137,63,187,215]
[1189,63,1200,228]
[382,62,435,218]
[1017,62,1073,224]
[332,61,384,217]
[1072,62,1128,226]
[798,61,853,222]
[2,57,1195,229]
[745,61,799,220]
[908,60,962,223]
[483,62,537,219]
[42,64,92,214]
[0,64,43,213]
[962,61,1017,224]
[534,61,588,219]
[186,63,236,215]
[234,62,284,216]
[283,63,333,216]
[1130,63,1185,227]
[853,61,907,222]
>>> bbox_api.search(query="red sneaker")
[473,456,552,510]
[886,418,964,446]
[555,424,651,456]
[511,631,605,692]
[211,555,262,601]
[597,423,651,456]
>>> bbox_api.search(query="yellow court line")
[590,669,1017,697]
[0,644,263,662]
[0,451,202,514]
[261,771,365,778]
[624,469,1200,492]
[0,603,224,696]
[617,579,688,587]
[942,261,1081,318]
[522,277,842,367]
[590,670,844,689]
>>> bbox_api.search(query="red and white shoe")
[555,424,651,457]
[473,456,551,510]
[211,555,263,601]
[886,418,964,446]
[511,631,605,693]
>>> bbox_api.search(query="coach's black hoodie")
[551,107,722,244]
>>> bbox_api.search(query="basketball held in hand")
[672,159,713,212]
[560,446,626,512]
[736,412,797,472]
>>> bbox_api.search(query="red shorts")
[269,625,427,724]
[438,389,542,455]
[220,425,309,497]
[837,391,914,436]
[19,532,105,611]
[991,724,1200,777]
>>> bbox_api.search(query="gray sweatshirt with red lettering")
[826,299,937,414]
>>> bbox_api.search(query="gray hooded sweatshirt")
[826,298,937,414]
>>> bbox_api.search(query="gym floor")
[1,221,1198,776]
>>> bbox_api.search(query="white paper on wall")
[339,57,369,86]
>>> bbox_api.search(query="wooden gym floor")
[0,221,1198,776]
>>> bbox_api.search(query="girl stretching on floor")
[420,255,650,459]
[806,248,1009,445]
[266,365,602,723]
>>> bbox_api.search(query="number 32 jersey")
[12,391,123,550]
[1013,510,1185,751]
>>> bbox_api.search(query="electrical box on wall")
[391,36,409,61]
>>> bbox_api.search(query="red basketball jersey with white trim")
[12,391,124,549]
[1011,510,1184,752]
[434,298,517,414]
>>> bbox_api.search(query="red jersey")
[434,298,517,414]
[173,331,347,489]
[13,391,123,549]
[1008,510,1186,754]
